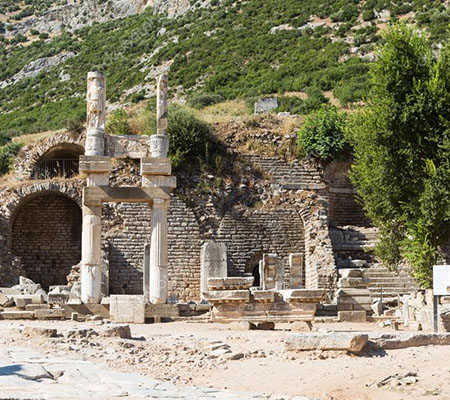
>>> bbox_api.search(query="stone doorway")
[10,193,82,290]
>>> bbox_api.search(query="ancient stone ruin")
[0,70,435,328]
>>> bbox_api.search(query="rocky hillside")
[0,0,449,139]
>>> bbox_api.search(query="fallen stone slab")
[99,324,131,339]
[285,332,369,354]
[338,311,366,322]
[48,292,69,306]
[0,288,21,296]
[369,333,450,350]
[0,293,14,307]
[14,294,45,308]
[34,309,65,320]
[1,311,35,320]
[22,327,57,338]
[25,304,49,311]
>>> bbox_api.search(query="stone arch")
[4,182,83,290]
[14,131,85,180]
[323,160,370,227]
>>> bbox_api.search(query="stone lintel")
[203,290,250,303]
[79,156,111,175]
[207,277,254,291]
[83,186,169,206]
[141,157,171,176]
[143,175,177,189]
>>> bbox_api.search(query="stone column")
[80,72,109,304]
[150,198,170,304]
[86,71,106,156]
[143,243,151,304]
[81,205,102,303]
[200,241,227,300]
[150,75,169,158]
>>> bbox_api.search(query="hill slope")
[0,0,449,139]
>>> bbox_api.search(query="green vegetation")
[107,109,132,136]
[298,105,347,161]
[0,142,21,176]
[348,23,450,287]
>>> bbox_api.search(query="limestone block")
[1,311,35,320]
[251,289,275,302]
[203,290,250,303]
[79,156,111,175]
[261,253,281,290]
[207,277,253,291]
[48,293,69,306]
[140,157,171,176]
[0,288,21,296]
[254,97,280,114]
[14,294,45,308]
[201,242,228,297]
[338,311,367,322]
[338,277,370,288]
[110,295,145,324]
[22,327,57,338]
[145,304,180,319]
[338,269,363,279]
[285,332,369,354]
[99,324,131,339]
[35,309,65,320]
[280,289,326,303]
[25,304,49,311]
[0,293,13,307]
[289,253,304,289]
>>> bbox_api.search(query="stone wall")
[216,207,305,287]
[11,194,82,290]
[104,196,201,302]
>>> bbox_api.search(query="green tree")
[347,23,450,287]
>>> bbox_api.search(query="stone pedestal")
[200,241,227,299]
[150,198,169,304]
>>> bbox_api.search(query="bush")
[297,105,347,161]
[167,106,215,168]
[107,109,132,135]
[188,93,225,109]
[0,142,21,176]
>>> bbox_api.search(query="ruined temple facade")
[0,75,416,303]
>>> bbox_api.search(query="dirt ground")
[0,319,449,400]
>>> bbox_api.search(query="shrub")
[188,93,225,109]
[297,105,347,161]
[107,109,132,135]
[167,105,215,168]
[0,142,21,176]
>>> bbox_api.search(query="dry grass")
[12,129,64,147]
[188,100,251,124]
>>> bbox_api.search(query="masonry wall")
[329,189,370,227]
[216,208,305,287]
[104,196,201,302]
[11,195,82,289]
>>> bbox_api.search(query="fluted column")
[150,198,170,304]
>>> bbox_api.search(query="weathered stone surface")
[25,304,49,311]
[290,321,313,332]
[279,289,326,303]
[338,311,366,322]
[99,324,131,339]
[201,241,227,298]
[35,309,65,320]
[339,269,363,279]
[0,293,13,307]
[203,290,250,303]
[256,321,275,330]
[48,293,69,305]
[110,295,145,324]
[338,277,370,288]
[285,333,369,354]
[254,97,280,114]
[1,311,35,320]
[289,253,304,288]
[251,289,275,302]
[369,333,450,349]
[145,303,180,319]
[371,299,383,316]
[207,277,254,291]
[261,254,283,290]
[22,327,57,338]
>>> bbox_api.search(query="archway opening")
[32,143,84,179]
[251,264,260,287]
[11,193,82,290]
